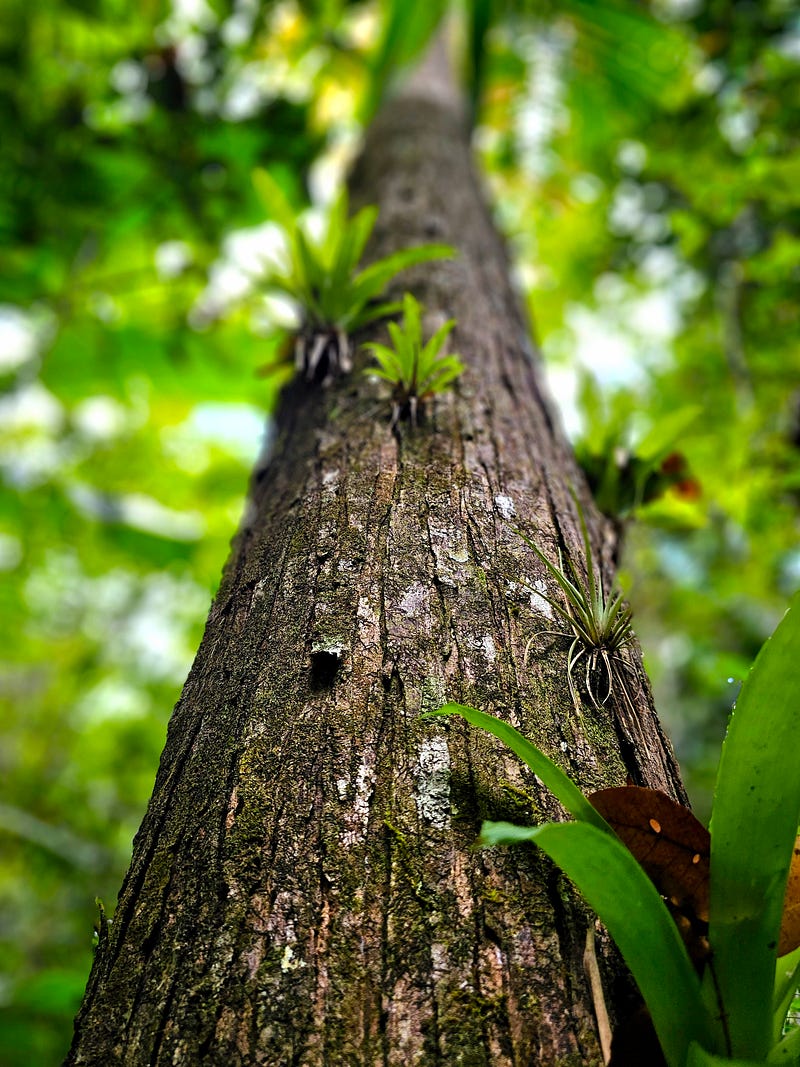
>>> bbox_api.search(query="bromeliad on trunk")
[363,292,464,426]
[253,169,452,383]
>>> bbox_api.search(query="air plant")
[253,168,453,384]
[363,292,465,426]
[517,494,634,709]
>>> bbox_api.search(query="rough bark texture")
[67,56,685,1067]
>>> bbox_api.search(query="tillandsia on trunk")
[515,491,635,710]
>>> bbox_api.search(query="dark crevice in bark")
[310,649,342,689]
[147,981,178,1067]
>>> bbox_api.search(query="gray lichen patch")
[529,577,555,620]
[414,736,451,829]
[398,582,429,619]
[426,520,471,587]
[468,632,497,665]
[494,493,517,520]
[338,752,376,848]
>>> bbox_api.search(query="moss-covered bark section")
[67,56,685,1067]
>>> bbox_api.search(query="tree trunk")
[67,44,685,1067]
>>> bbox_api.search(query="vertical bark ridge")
[68,68,685,1067]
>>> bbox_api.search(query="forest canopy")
[1,0,799,1062]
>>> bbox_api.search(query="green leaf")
[361,0,450,121]
[346,299,402,331]
[419,358,464,396]
[254,189,448,342]
[514,526,581,602]
[281,231,312,307]
[351,244,454,305]
[635,405,702,464]
[774,947,800,1044]
[512,501,633,661]
[687,1042,771,1066]
[387,318,410,361]
[321,186,350,272]
[363,342,404,381]
[420,318,455,365]
[709,594,800,1059]
[482,820,714,1067]
[332,204,379,288]
[467,0,493,121]
[401,291,422,350]
[767,1026,800,1064]
[424,703,611,831]
[258,182,452,344]
[253,167,298,234]
[294,228,322,293]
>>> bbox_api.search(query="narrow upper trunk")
[67,46,684,1067]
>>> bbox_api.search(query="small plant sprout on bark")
[363,292,465,426]
[253,168,453,384]
[517,495,634,710]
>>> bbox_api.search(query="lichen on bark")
[67,47,685,1067]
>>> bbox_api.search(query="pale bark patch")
[415,736,451,829]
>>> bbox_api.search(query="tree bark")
[67,46,685,1067]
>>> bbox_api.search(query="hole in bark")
[310,649,341,689]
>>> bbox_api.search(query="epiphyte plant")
[516,493,634,709]
[425,592,800,1066]
[574,368,702,525]
[363,292,465,426]
[253,168,453,384]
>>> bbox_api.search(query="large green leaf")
[768,1028,800,1062]
[425,703,612,831]
[709,594,800,1059]
[767,1026,800,1064]
[482,820,715,1067]
[687,1043,770,1066]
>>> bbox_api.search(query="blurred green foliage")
[1,0,798,1062]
